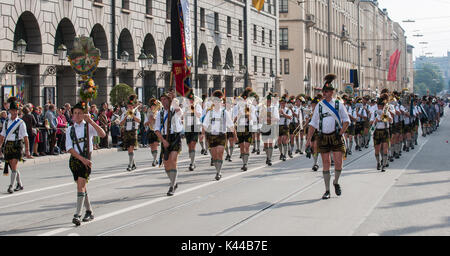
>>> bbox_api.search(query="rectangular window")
[253,25,257,41]
[239,54,243,69]
[94,0,103,3]
[262,57,266,74]
[262,28,265,44]
[227,16,231,35]
[122,0,129,10]
[270,58,273,74]
[269,30,272,45]
[239,20,243,37]
[280,0,288,13]
[146,0,152,15]
[200,8,205,28]
[280,28,288,49]
[214,13,219,32]
[254,56,258,73]
[268,0,271,14]
[280,58,282,75]
[284,59,290,74]
[166,0,171,19]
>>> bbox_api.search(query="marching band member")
[278,95,292,161]
[120,95,141,171]
[370,96,392,172]
[236,88,254,171]
[0,98,31,194]
[306,74,350,200]
[183,92,203,171]
[154,90,184,196]
[260,93,279,166]
[202,90,235,181]
[145,98,161,167]
[65,101,106,226]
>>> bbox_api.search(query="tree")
[414,63,444,96]
[110,83,135,107]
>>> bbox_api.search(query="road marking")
[38,155,302,236]
[368,233,379,236]
[67,233,80,236]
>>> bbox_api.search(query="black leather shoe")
[333,184,341,196]
[14,184,23,192]
[72,215,81,226]
[7,185,13,194]
[377,163,381,170]
[312,165,319,172]
[267,160,272,166]
[82,211,94,222]
[188,164,195,171]
[215,173,222,181]
[167,186,174,196]
[322,191,331,200]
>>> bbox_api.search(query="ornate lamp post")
[57,44,67,66]
[16,39,27,63]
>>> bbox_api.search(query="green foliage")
[414,63,444,96]
[414,82,427,96]
[110,83,134,107]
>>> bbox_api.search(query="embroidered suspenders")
[318,101,340,135]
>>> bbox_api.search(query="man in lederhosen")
[154,90,184,196]
[183,92,203,171]
[308,95,322,172]
[0,98,31,194]
[306,74,350,200]
[370,96,392,172]
[354,98,367,151]
[236,88,254,172]
[260,93,279,166]
[66,101,106,226]
[278,95,292,161]
[224,97,236,162]
[288,96,302,157]
[120,95,141,171]
[202,90,235,180]
[144,98,161,167]
[344,98,356,156]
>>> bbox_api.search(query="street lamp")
[138,48,148,102]
[202,61,208,71]
[222,63,229,76]
[121,51,129,69]
[239,65,247,74]
[16,39,27,63]
[216,61,223,72]
[147,53,154,69]
[271,71,276,93]
[167,56,172,67]
[57,44,67,66]
[304,76,310,96]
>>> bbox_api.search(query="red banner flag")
[387,50,401,82]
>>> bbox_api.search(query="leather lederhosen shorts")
[355,122,364,135]
[237,126,253,144]
[227,132,234,139]
[185,132,199,144]
[318,132,345,153]
[147,130,160,144]
[279,125,290,137]
[161,133,182,161]
[363,119,370,129]
[4,141,23,161]
[373,129,390,145]
[122,130,138,148]
[208,133,227,148]
[69,155,92,182]
[347,124,355,136]
[403,123,412,133]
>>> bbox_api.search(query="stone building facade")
[279,0,413,97]
[0,0,279,107]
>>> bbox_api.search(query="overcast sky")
[376,0,450,60]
